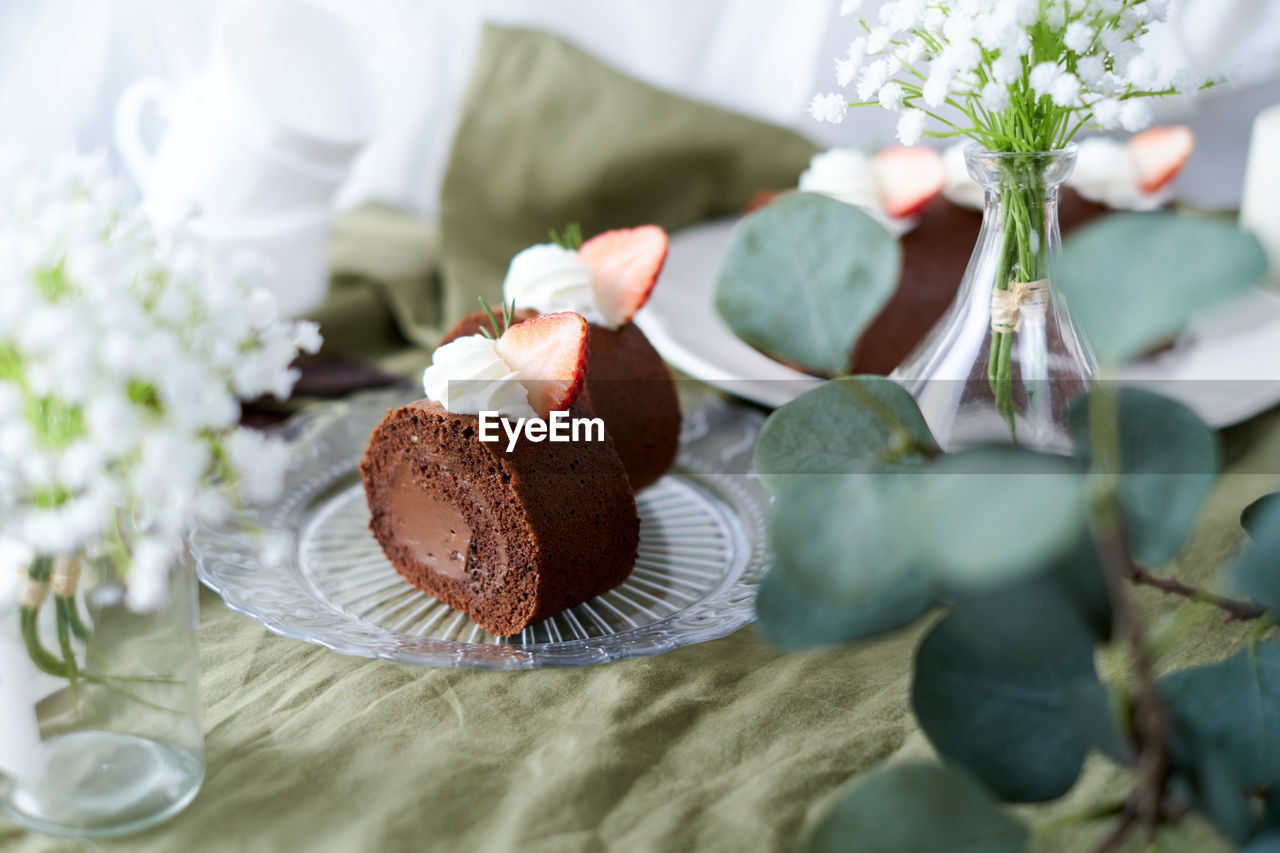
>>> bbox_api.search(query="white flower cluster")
[813,0,1210,147]
[0,154,320,609]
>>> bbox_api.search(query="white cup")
[188,210,334,320]
[114,0,386,225]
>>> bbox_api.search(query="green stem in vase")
[19,557,66,677]
[987,160,1049,442]
[59,594,91,642]
[54,595,81,714]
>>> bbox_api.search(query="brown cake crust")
[442,311,680,490]
[360,399,639,636]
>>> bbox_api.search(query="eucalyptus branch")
[1089,382,1170,843]
[1128,567,1271,623]
[1092,791,1191,853]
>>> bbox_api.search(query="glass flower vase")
[892,145,1096,453]
[0,551,203,837]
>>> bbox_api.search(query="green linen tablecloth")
[2,25,1276,853]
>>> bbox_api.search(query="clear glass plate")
[191,387,770,669]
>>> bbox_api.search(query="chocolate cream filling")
[384,463,471,579]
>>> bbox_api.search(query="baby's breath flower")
[897,109,927,146]
[1077,55,1107,87]
[866,26,895,56]
[1119,99,1153,132]
[839,0,861,15]
[878,81,906,110]
[836,37,867,87]
[1093,97,1124,129]
[857,59,893,101]
[809,0,1214,151]
[1125,55,1162,90]
[980,81,1011,112]
[1050,73,1083,107]
[1064,21,1095,53]
[808,92,848,124]
[991,55,1022,86]
[0,152,321,609]
[1030,62,1064,97]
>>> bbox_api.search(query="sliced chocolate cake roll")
[361,399,638,637]
[361,311,639,637]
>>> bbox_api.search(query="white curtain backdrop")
[1,0,1276,214]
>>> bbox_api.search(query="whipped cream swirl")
[422,335,536,419]
[798,148,880,211]
[1069,137,1164,212]
[502,244,608,327]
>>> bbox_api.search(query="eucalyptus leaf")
[1160,641,1280,789]
[1230,497,1280,615]
[1166,724,1258,847]
[755,567,932,652]
[944,538,1108,666]
[754,376,936,495]
[1054,213,1267,365]
[1243,833,1280,853]
[912,611,1096,802]
[1070,389,1218,566]
[910,447,1087,589]
[1242,492,1280,541]
[766,474,938,628]
[804,763,1029,853]
[715,192,899,376]
[1064,679,1133,767]
[1185,746,1257,846]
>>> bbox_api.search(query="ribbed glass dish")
[191,387,769,669]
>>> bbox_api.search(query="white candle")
[1241,104,1280,288]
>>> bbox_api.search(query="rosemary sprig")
[477,297,518,340]
[548,222,583,250]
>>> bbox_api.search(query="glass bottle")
[0,551,203,837]
[892,144,1096,453]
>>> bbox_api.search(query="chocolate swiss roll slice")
[361,311,639,637]
[360,399,638,637]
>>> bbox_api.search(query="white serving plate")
[637,218,1280,427]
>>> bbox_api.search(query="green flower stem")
[19,557,66,677]
[54,595,80,714]
[18,555,183,719]
[987,159,1049,441]
[60,595,91,642]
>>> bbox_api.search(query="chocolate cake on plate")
[443,224,680,490]
[360,312,639,637]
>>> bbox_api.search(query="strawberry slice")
[874,146,946,219]
[875,143,947,217]
[1129,125,1195,194]
[495,312,589,417]
[578,225,669,327]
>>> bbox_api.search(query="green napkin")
[319,25,817,373]
[438,24,819,322]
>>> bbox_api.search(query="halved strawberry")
[494,312,588,417]
[745,189,782,213]
[874,146,946,219]
[578,225,669,327]
[1129,125,1194,194]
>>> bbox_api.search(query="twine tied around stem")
[990,279,1048,334]
[19,569,49,608]
[51,555,81,598]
